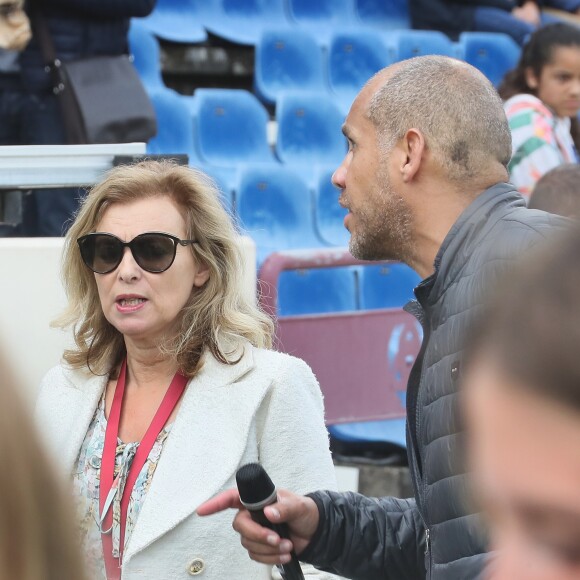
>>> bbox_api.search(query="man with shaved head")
[198,56,563,579]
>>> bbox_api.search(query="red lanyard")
[99,358,188,580]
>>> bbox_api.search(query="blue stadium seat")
[359,263,420,310]
[354,0,410,29]
[459,32,521,86]
[329,419,408,452]
[205,0,289,46]
[146,89,196,159]
[276,92,347,168]
[314,166,349,247]
[255,29,326,105]
[146,90,238,209]
[286,0,357,45]
[193,89,276,167]
[328,30,391,115]
[128,20,165,91]
[278,267,358,316]
[197,166,236,213]
[237,166,321,262]
[388,30,456,61]
[140,0,207,43]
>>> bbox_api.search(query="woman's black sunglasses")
[77,232,198,274]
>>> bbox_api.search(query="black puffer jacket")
[22,0,155,93]
[300,184,563,579]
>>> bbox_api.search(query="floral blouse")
[73,394,172,579]
[505,94,579,198]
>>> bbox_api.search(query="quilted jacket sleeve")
[299,491,426,580]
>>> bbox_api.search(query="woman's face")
[527,45,580,118]
[465,354,580,580]
[93,196,209,346]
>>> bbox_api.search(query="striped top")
[504,94,578,198]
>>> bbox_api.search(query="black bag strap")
[29,3,61,91]
[28,2,87,143]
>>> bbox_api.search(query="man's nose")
[332,160,347,189]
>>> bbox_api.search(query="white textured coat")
[36,344,340,579]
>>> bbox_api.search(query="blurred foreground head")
[0,353,86,580]
[464,226,580,579]
[529,164,580,219]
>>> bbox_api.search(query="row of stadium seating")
[130,25,522,216]
[131,21,521,114]
[254,28,520,110]
[278,262,420,316]
[140,0,410,46]
[143,88,346,227]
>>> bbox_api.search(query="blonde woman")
[36,161,339,579]
[0,351,86,580]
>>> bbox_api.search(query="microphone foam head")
[236,463,275,505]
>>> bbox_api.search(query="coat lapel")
[125,344,269,560]
[42,368,106,473]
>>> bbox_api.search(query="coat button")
[188,558,205,575]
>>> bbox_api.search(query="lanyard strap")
[100,358,188,579]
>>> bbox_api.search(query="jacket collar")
[61,342,261,561]
[421,183,525,305]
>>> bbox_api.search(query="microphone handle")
[249,510,305,580]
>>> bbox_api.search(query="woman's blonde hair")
[0,353,86,580]
[56,160,273,377]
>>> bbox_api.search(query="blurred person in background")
[464,225,580,580]
[0,0,30,235]
[500,24,580,198]
[35,160,340,579]
[20,0,155,237]
[0,349,86,580]
[528,163,580,217]
[410,0,575,46]
[0,0,30,145]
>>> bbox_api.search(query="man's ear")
[400,128,425,183]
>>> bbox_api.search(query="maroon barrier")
[259,249,422,425]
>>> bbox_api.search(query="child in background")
[500,23,580,198]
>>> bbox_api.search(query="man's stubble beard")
[348,170,415,265]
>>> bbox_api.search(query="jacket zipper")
[404,299,433,576]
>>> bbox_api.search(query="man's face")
[465,355,580,580]
[332,82,415,263]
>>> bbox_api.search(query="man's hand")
[512,1,541,25]
[197,488,320,566]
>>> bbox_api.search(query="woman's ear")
[525,67,539,90]
[193,260,210,288]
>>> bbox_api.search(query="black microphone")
[236,463,305,580]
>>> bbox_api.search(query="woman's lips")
[115,297,147,313]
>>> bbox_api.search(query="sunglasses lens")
[132,234,176,272]
[80,235,122,274]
